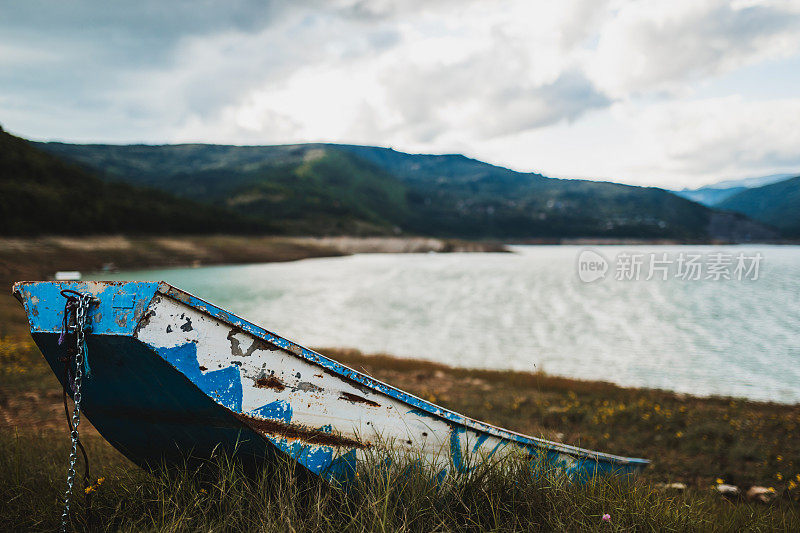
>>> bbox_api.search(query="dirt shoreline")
[0,235,506,335]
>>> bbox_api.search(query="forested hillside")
[0,129,269,235]
[36,141,776,241]
[718,175,800,236]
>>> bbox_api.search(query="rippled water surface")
[91,245,800,403]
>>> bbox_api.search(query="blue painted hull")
[32,332,278,473]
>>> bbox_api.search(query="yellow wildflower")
[716,478,724,485]
[777,473,783,480]
[84,477,105,494]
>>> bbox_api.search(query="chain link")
[60,292,94,532]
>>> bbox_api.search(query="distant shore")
[0,235,506,335]
[0,235,507,278]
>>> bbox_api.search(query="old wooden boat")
[14,280,648,481]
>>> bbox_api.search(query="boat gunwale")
[154,282,649,467]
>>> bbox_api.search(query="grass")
[2,429,798,532]
[1,340,799,531]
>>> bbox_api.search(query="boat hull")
[32,332,280,473]
[14,281,648,481]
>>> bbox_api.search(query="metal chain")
[60,292,93,533]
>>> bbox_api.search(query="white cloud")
[636,96,800,179]
[2,0,800,184]
[168,1,613,145]
[588,0,800,97]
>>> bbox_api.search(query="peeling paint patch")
[227,329,244,356]
[136,309,156,332]
[228,328,277,357]
[450,427,469,473]
[296,381,322,393]
[157,343,242,411]
[246,338,275,355]
[472,433,490,453]
[271,440,335,476]
[249,400,293,423]
[287,343,302,355]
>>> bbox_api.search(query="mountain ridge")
[30,139,779,241]
[673,173,797,207]
[717,175,800,237]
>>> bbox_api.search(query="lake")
[90,245,800,403]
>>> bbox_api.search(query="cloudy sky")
[2,0,800,188]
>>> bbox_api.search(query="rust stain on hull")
[234,413,366,448]
[255,375,286,391]
[339,391,380,407]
